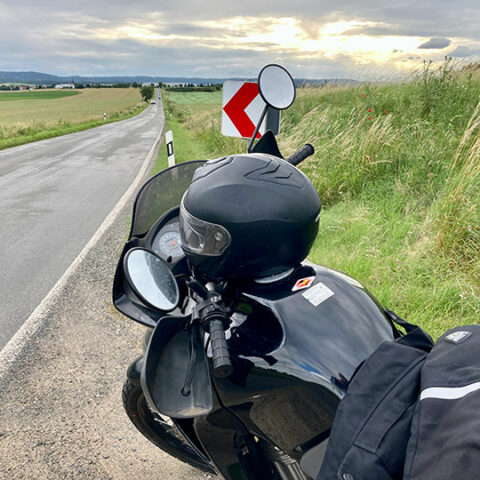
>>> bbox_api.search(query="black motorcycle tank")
[196,263,395,476]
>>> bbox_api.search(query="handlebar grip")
[209,319,233,378]
[286,144,315,166]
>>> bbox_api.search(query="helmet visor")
[179,198,231,256]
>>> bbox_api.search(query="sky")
[1,1,480,79]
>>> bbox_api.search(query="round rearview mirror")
[258,64,296,110]
[124,248,179,311]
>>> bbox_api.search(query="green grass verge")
[151,92,214,174]
[310,193,479,338]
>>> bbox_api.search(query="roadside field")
[0,88,145,149]
[0,90,79,101]
[165,90,222,105]
[163,90,222,115]
[0,88,141,124]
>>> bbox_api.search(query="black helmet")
[179,154,321,281]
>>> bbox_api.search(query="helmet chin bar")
[254,268,294,284]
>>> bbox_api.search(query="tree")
[140,85,154,101]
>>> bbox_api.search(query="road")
[0,99,163,350]
[0,145,205,480]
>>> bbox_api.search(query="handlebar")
[208,318,233,378]
[190,281,233,378]
[286,144,314,166]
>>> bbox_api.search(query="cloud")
[448,45,479,57]
[418,37,451,49]
[0,1,480,78]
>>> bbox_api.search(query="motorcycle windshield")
[129,160,205,239]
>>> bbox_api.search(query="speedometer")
[152,221,184,262]
[159,231,182,258]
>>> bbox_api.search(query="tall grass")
[435,101,480,280]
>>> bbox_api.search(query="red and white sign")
[222,81,267,139]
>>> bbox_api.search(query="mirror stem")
[247,105,268,153]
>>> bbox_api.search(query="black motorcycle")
[113,65,397,479]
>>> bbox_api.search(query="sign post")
[166,130,175,167]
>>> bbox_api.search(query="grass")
[152,90,227,173]
[0,88,146,150]
[153,117,212,173]
[157,63,480,338]
[165,90,222,105]
[0,90,79,101]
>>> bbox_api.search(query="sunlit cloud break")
[85,15,468,75]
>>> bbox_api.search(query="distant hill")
[0,71,61,84]
[0,70,358,87]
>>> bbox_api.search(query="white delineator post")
[166,130,175,167]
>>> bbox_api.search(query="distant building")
[164,82,196,88]
[141,82,159,87]
[54,83,75,89]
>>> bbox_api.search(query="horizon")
[0,69,362,81]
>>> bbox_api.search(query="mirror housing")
[123,248,180,311]
[247,64,296,153]
[258,64,296,110]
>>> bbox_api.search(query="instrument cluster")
[151,217,184,263]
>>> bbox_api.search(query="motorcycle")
[112,64,398,479]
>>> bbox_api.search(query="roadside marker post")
[166,130,175,167]
[103,112,106,122]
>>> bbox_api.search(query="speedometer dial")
[159,231,182,258]
[152,220,184,262]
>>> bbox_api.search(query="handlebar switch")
[197,293,229,330]
[196,292,233,378]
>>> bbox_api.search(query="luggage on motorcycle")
[403,325,480,480]
[317,311,433,480]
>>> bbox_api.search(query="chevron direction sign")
[221,81,267,139]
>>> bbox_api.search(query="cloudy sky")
[1,0,479,79]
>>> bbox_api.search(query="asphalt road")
[0,154,206,480]
[0,99,163,350]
